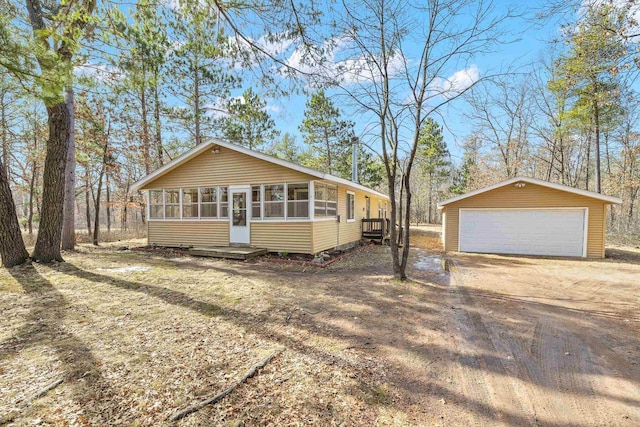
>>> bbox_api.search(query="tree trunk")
[122,181,130,231]
[194,66,201,145]
[585,130,591,191]
[92,167,104,246]
[593,98,601,194]
[1,90,8,177]
[85,168,91,236]
[32,102,70,263]
[61,87,76,250]
[27,156,37,235]
[93,141,109,245]
[0,158,29,267]
[106,173,111,233]
[141,65,151,175]
[154,66,164,163]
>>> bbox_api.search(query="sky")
[79,0,585,165]
[232,0,565,164]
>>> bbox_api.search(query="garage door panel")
[459,209,585,257]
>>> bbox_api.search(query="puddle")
[413,255,444,273]
[97,266,151,273]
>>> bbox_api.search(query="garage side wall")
[443,183,607,258]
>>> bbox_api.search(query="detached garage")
[438,177,621,258]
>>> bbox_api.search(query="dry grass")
[0,241,420,426]
[2,225,638,426]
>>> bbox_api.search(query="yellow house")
[131,139,390,254]
[438,177,621,258]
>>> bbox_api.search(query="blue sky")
[80,0,570,164]
[236,0,565,164]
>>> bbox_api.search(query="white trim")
[228,185,251,245]
[309,181,315,221]
[583,208,589,258]
[131,138,389,200]
[438,177,621,208]
[457,207,589,258]
[442,211,446,245]
[346,191,356,222]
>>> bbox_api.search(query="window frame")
[313,182,338,220]
[263,183,286,220]
[199,186,219,219]
[346,191,356,222]
[181,188,200,220]
[149,190,164,219]
[286,182,310,219]
[164,188,181,219]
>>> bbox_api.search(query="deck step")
[188,247,267,260]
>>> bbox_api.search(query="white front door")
[459,208,587,257]
[229,186,251,245]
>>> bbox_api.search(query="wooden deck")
[362,218,391,243]
[188,246,268,260]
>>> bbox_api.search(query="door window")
[232,193,247,226]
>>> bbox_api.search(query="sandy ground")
[0,229,638,425]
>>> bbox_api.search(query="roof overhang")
[437,176,622,209]
[131,138,390,200]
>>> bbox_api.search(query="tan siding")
[313,220,339,253]
[312,183,388,253]
[443,182,608,258]
[148,221,229,247]
[141,146,313,189]
[251,222,312,253]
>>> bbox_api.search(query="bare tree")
[300,0,514,279]
[467,79,533,178]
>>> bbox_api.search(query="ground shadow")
[1,264,117,424]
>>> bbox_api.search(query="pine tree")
[219,87,278,150]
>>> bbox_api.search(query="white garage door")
[459,209,586,257]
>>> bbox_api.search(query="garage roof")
[437,176,622,208]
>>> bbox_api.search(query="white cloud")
[74,63,122,82]
[283,37,406,87]
[430,65,480,99]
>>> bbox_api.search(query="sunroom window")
[220,187,229,218]
[182,188,199,218]
[200,187,217,218]
[314,183,337,217]
[165,189,180,218]
[252,186,261,219]
[149,190,163,219]
[264,184,285,218]
[287,183,309,218]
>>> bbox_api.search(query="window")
[287,183,309,218]
[314,183,337,217]
[220,187,229,218]
[251,186,261,219]
[264,184,285,218]
[182,188,199,218]
[200,187,217,218]
[165,189,180,218]
[149,190,163,219]
[378,200,383,218]
[346,192,355,221]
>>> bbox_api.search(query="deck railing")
[361,218,390,242]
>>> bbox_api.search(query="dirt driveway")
[417,228,640,426]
